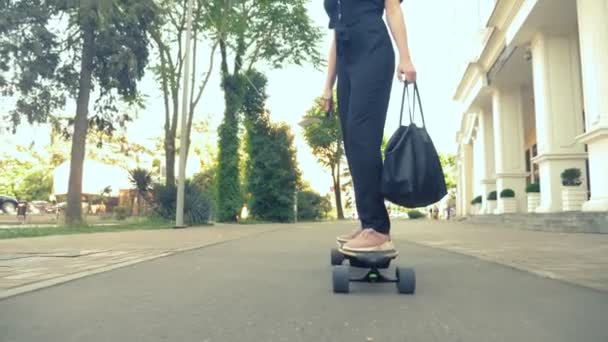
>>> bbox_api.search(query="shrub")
[297,191,331,221]
[113,206,130,220]
[561,168,582,186]
[151,181,211,225]
[500,189,515,198]
[407,209,425,219]
[487,191,497,201]
[525,183,540,193]
[471,195,482,205]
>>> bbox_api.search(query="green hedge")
[500,189,515,198]
[525,183,540,193]
[487,191,497,201]
[471,195,482,205]
[561,168,582,186]
[407,209,425,219]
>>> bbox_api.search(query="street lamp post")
[175,0,194,228]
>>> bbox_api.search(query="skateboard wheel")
[332,265,350,293]
[396,267,415,294]
[331,248,345,266]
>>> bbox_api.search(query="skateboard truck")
[330,247,415,294]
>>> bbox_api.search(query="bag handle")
[399,81,426,127]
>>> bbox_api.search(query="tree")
[128,167,153,216]
[301,95,347,219]
[150,0,218,186]
[0,0,159,225]
[204,0,323,222]
[439,153,457,189]
[242,70,299,222]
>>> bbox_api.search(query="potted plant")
[499,189,517,213]
[470,196,482,215]
[487,191,498,214]
[525,183,540,213]
[561,168,587,211]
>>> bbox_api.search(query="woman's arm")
[322,34,337,112]
[385,0,417,82]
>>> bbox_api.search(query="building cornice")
[531,153,588,164]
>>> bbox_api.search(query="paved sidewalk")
[0,224,286,299]
[392,220,608,292]
[2,219,607,301]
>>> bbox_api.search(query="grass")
[0,218,175,240]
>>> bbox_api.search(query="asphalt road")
[1,224,607,342]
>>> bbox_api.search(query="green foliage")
[128,167,153,197]
[0,148,53,200]
[192,166,218,219]
[301,92,347,218]
[213,0,322,221]
[439,153,457,189]
[471,195,482,205]
[113,206,130,220]
[407,209,425,219]
[561,168,582,186]
[526,183,540,193]
[0,0,159,133]
[301,94,343,170]
[242,70,298,222]
[297,191,332,221]
[16,170,53,202]
[204,0,324,73]
[500,189,515,198]
[487,191,497,201]
[216,74,246,222]
[152,181,211,225]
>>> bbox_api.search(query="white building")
[453,0,608,216]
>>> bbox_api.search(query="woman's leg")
[344,72,392,235]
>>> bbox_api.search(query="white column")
[576,0,608,212]
[472,128,484,200]
[462,142,474,215]
[478,109,496,214]
[492,87,527,213]
[456,161,465,217]
[455,161,462,216]
[530,33,588,213]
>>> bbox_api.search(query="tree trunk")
[66,3,95,226]
[331,164,345,220]
[164,139,176,186]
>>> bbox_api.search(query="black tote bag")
[381,82,447,208]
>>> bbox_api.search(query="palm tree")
[129,168,153,216]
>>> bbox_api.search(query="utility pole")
[175,0,194,228]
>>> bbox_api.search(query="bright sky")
[1,0,465,196]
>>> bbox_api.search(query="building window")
[525,144,540,185]
[531,144,539,184]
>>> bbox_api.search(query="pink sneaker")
[342,228,395,252]
[336,228,363,244]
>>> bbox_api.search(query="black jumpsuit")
[324,0,399,234]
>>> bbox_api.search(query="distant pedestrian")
[17,201,27,224]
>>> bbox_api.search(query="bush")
[471,195,482,205]
[487,191,497,201]
[113,206,130,220]
[297,191,331,221]
[526,183,540,193]
[407,209,425,219]
[151,181,211,225]
[561,168,582,186]
[500,189,515,198]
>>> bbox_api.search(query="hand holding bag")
[381,82,447,208]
